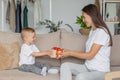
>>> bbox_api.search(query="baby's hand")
[46,50,53,56]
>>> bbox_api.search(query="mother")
[60,4,112,80]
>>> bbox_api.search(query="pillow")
[0,31,22,45]
[0,42,20,70]
[60,29,88,64]
[110,35,120,66]
[35,30,61,52]
[35,30,61,67]
[60,28,88,51]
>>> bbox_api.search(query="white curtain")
[34,0,42,28]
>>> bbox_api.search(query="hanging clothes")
[15,0,22,33]
[23,5,28,28]
[6,0,10,24]
[34,0,42,28]
[10,0,16,32]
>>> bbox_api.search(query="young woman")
[60,4,113,80]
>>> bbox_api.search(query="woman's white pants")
[60,62,105,80]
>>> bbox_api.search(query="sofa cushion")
[60,29,88,51]
[60,29,88,64]
[35,30,60,51]
[110,66,120,71]
[0,42,20,70]
[110,35,120,66]
[35,30,61,67]
[35,57,61,67]
[0,31,22,45]
[0,69,59,80]
[0,31,22,70]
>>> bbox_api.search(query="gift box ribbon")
[52,47,63,58]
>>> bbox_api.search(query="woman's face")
[82,12,93,27]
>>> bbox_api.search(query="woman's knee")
[76,74,88,80]
[76,72,105,80]
[61,62,71,68]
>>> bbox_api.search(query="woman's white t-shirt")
[85,28,111,72]
[19,44,39,66]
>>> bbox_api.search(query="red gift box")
[50,47,63,59]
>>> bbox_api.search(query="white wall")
[0,0,95,34]
[52,0,95,33]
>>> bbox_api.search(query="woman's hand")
[59,49,72,58]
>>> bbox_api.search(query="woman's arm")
[61,44,102,60]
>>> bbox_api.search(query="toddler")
[19,27,52,76]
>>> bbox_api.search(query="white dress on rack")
[34,0,42,29]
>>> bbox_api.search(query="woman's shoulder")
[96,27,108,34]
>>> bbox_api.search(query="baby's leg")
[19,64,42,75]
[35,62,50,69]
[41,66,47,76]
[35,62,51,76]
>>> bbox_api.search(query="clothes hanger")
[17,0,21,4]
[29,0,35,3]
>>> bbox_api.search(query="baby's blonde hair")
[21,27,35,40]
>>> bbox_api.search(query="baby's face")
[25,32,36,44]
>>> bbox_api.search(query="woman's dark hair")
[82,4,112,46]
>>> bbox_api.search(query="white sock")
[48,68,59,74]
[41,67,47,76]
